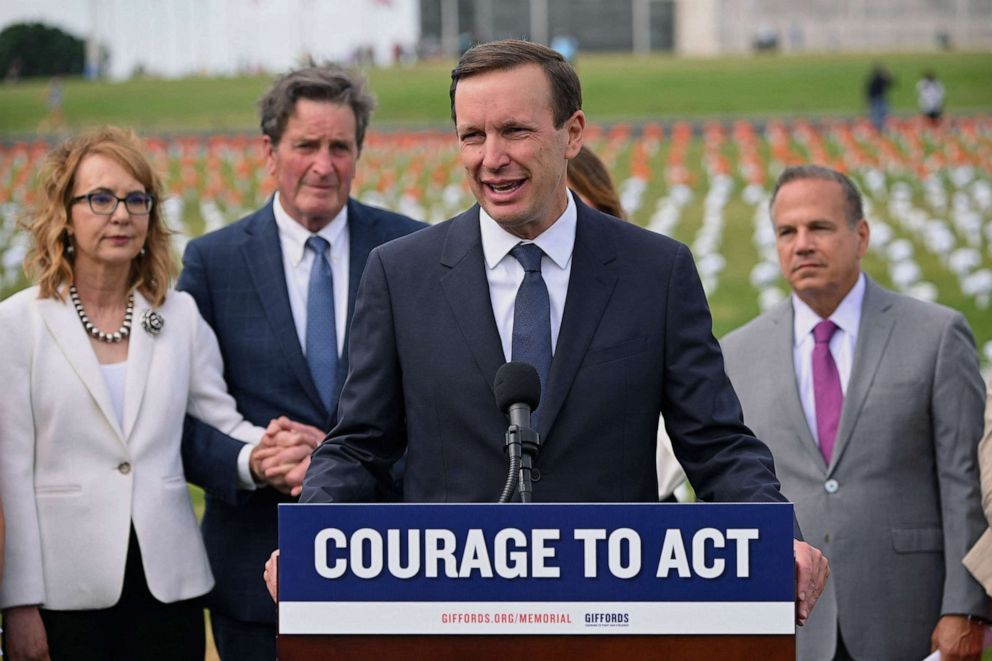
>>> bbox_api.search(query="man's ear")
[563,110,585,159]
[856,218,870,259]
[263,135,277,177]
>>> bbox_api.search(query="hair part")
[769,164,864,227]
[23,126,176,306]
[449,39,582,128]
[259,65,376,151]
[567,146,626,219]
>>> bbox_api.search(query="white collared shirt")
[273,192,349,359]
[792,272,865,443]
[480,190,577,361]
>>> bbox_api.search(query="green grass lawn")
[1,50,990,135]
[2,122,990,359]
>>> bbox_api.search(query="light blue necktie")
[510,243,552,422]
[305,236,338,412]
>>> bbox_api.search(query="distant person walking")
[44,76,64,130]
[917,70,945,127]
[865,64,893,132]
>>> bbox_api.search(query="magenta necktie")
[812,320,843,464]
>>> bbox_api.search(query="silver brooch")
[140,309,165,336]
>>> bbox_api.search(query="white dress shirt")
[237,193,351,488]
[273,192,350,359]
[480,190,577,361]
[792,272,865,443]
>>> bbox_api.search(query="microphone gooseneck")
[495,362,543,503]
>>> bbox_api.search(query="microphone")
[494,362,543,503]
[495,361,541,430]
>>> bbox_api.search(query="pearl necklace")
[69,285,134,343]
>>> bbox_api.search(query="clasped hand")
[250,416,324,496]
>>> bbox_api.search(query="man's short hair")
[770,164,865,227]
[259,65,375,151]
[449,39,582,128]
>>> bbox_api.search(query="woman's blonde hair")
[23,126,176,306]
[567,146,626,220]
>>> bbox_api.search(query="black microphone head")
[494,361,541,413]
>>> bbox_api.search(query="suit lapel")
[440,207,506,398]
[830,278,894,472]
[346,199,379,332]
[538,208,618,439]
[121,290,155,440]
[38,293,124,442]
[343,200,382,397]
[769,300,824,467]
[241,205,326,414]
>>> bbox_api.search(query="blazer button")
[824,479,839,494]
[531,468,542,482]
[118,461,132,475]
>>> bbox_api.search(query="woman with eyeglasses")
[0,127,269,660]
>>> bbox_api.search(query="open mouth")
[485,180,524,195]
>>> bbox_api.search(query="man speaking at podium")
[300,39,829,624]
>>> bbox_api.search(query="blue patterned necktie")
[305,236,338,412]
[509,243,552,421]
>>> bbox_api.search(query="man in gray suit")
[722,164,990,660]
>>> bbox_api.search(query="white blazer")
[0,286,265,610]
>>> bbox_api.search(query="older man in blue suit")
[299,40,829,626]
[178,65,423,660]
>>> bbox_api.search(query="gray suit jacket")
[722,277,990,661]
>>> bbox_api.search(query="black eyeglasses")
[70,191,155,216]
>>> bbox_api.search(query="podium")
[277,503,795,660]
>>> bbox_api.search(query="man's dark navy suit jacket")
[179,197,424,624]
[302,198,789,517]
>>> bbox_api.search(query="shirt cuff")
[237,442,262,491]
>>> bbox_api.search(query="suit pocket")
[162,474,188,488]
[35,484,83,496]
[891,527,943,553]
[583,336,646,367]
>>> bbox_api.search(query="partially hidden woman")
[0,127,269,660]
[566,145,626,220]
[964,381,992,596]
[566,145,688,503]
